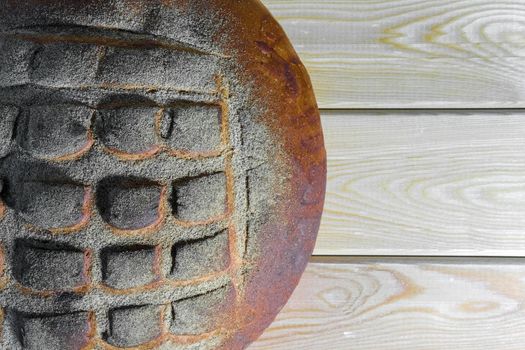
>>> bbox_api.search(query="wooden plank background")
[317,110,525,256]
[250,1,525,349]
[264,0,525,109]
[251,258,525,350]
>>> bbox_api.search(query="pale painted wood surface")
[316,110,525,256]
[262,0,525,108]
[250,258,525,349]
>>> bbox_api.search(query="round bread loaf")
[0,1,326,349]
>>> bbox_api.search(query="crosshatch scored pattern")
[0,26,250,349]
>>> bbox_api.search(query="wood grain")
[316,110,525,256]
[249,258,525,350]
[262,0,525,108]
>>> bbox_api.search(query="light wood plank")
[250,258,525,350]
[315,110,525,256]
[262,0,525,108]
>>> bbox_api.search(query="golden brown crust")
[205,2,326,348]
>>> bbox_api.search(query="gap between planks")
[310,255,525,264]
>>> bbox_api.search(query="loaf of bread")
[0,1,326,349]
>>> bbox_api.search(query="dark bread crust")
[0,1,326,349]
[212,2,326,348]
